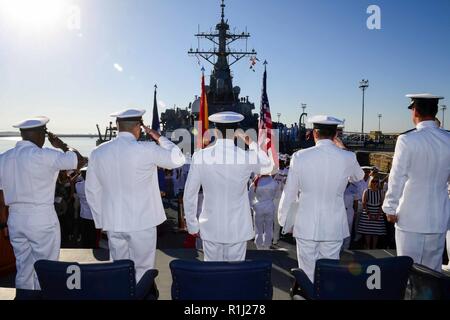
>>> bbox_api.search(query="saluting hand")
[333,136,346,149]
[235,131,253,145]
[142,126,161,141]
[47,132,68,151]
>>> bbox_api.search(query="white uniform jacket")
[183,139,273,243]
[382,121,450,233]
[85,132,185,232]
[278,139,364,241]
[0,140,77,214]
[249,177,279,213]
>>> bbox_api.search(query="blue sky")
[0,0,449,133]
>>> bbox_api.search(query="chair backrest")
[408,263,450,300]
[312,256,413,300]
[35,259,138,300]
[170,260,273,300]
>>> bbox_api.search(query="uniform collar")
[315,139,334,147]
[16,140,39,148]
[117,131,137,140]
[416,120,438,131]
[215,138,235,147]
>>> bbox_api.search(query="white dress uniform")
[183,112,273,262]
[249,176,279,249]
[382,95,450,271]
[278,115,364,281]
[342,182,360,250]
[75,179,93,221]
[0,117,78,289]
[272,165,289,244]
[85,109,185,281]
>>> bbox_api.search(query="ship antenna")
[221,0,225,22]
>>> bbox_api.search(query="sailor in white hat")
[0,116,85,292]
[272,154,290,245]
[383,94,450,271]
[85,108,185,281]
[183,111,273,261]
[75,167,98,248]
[278,115,364,281]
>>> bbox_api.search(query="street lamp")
[359,79,369,141]
[441,105,447,129]
[301,103,307,115]
[277,113,281,124]
[378,113,382,131]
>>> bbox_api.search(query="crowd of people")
[0,93,449,296]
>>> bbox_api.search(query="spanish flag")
[197,70,209,149]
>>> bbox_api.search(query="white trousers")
[342,209,355,250]
[254,206,274,249]
[296,238,343,282]
[273,198,281,244]
[395,229,445,272]
[8,212,61,290]
[447,231,450,266]
[107,227,157,282]
[202,240,247,262]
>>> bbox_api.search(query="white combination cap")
[208,111,244,124]
[13,116,50,129]
[110,108,146,119]
[405,93,444,100]
[406,93,444,109]
[308,115,344,126]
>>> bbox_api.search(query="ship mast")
[188,0,257,104]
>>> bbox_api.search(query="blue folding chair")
[34,259,158,300]
[170,260,273,300]
[291,256,413,300]
[407,263,450,300]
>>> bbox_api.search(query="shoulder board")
[400,128,416,135]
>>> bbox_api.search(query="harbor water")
[0,137,97,157]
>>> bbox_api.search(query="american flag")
[258,64,279,169]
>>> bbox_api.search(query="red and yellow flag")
[197,71,209,149]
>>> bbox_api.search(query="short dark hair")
[413,101,438,118]
[117,120,140,132]
[215,122,239,138]
[314,125,337,139]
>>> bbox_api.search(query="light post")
[359,79,369,141]
[378,113,382,131]
[441,105,447,129]
[277,113,281,124]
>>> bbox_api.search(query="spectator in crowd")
[75,168,98,248]
[249,174,279,250]
[358,176,386,249]
[342,182,360,250]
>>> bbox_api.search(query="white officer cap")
[361,166,373,171]
[308,115,344,127]
[80,167,88,172]
[279,154,287,161]
[110,108,146,121]
[208,111,244,124]
[406,93,444,109]
[13,116,50,130]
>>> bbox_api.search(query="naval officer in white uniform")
[0,117,84,290]
[85,109,185,281]
[278,115,364,281]
[183,112,273,261]
[382,94,450,272]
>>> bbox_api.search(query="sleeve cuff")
[248,141,258,151]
